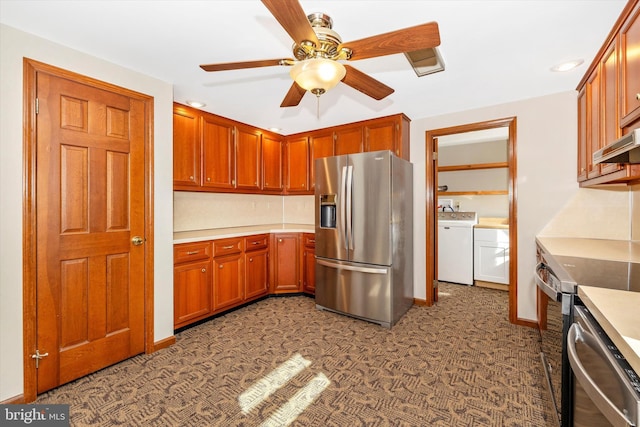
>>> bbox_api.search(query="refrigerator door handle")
[340,166,348,250]
[346,165,354,250]
[317,259,388,275]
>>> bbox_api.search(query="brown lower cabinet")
[173,232,312,329]
[302,233,316,295]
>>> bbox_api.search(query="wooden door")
[335,126,363,155]
[214,254,244,310]
[236,126,262,190]
[600,42,622,176]
[173,104,200,188]
[620,1,640,126]
[309,131,334,191]
[202,114,235,189]
[35,72,146,393]
[271,234,300,293]
[245,249,269,300]
[262,135,283,192]
[365,118,397,155]
[284,137,309,193]
[174,260,212,328]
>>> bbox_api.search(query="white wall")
[410,91,580,321]
[0,24,174,401]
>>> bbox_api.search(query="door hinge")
[31,349,49,368]
[35,98,39,114]
[433,152,438,161]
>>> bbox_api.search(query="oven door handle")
[567,323,635,427]
[534,262,560,301]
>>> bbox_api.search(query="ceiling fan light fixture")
[290,58,346,95]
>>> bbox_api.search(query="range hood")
[593,128,640,164]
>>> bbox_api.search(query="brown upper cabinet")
[576,0,640,186]
[174,103,410,194]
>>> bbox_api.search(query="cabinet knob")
[189,176,194,181]
[201,268,206,273]
[207,177,211,182]
[636,93,640,101]
[278,239,282,242]
[219,265,223,269]
[249,258,253,262]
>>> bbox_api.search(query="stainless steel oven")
[568,303,640,426]
[535,239,640,427]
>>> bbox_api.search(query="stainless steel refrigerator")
[314,150,413,328]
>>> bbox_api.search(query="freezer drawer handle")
[567,322,635,427]
[317,259,387,275]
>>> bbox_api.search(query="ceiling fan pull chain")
[316,94,320,119]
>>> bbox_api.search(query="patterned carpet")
[37,283,556,426]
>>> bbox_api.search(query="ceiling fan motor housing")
[292,13,352,61]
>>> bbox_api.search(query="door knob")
[132,236,144,246]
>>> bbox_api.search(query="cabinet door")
[365,118,397,155]
[600,42,623,176]
[309,131,334,191]
[335,126,363,155]
[620,2,640,126]
[586,69,601,179]
[214,253,244,311]
[236,126,262,190]
[577,87,589,182]
[202,115,235,189]
[272,233,301,293]
[174,260,212,328]
[262,135,283,192]
[302,246,315,294]
[245,248,269,300]
[285,137,309,193]
[173,105,200,188]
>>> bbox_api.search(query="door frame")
[22,58,155,402]
[425,117,526,326]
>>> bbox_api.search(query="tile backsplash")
[539,185,635,240]
[174,192,314,232]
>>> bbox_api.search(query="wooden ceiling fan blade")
[342,65,394,100]
[261,0,319,46]
[341,22,440,61]
[200,59,289,72]
[280,82,306,107]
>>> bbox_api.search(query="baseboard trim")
[1,394,25,404]
[152,336,176,352]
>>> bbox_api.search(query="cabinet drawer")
[245,234,269,252]
[174,241,212,264]
[213,237,243,257]
[303,233,316,247]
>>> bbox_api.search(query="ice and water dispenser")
[319,194,336,228]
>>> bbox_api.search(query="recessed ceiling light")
[186,100,206,108]
[269,127,281,133]
[550,59,584,72]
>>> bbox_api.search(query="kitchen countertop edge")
[536,236,640,263]
[577,285,640,375]
[174,223,315,244]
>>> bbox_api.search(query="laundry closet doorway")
[424,117,518,324]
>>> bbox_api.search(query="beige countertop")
[578,286,640,375]
[536,236,640,263]
[174,223,315,244]
[475,217,509,229]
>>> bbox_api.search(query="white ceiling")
[0,0,627,135]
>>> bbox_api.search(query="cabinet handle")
[232,179,236,185]
[201,268,206,273]
[187,250,199,255]
[252,241,260,245]
[223,245,234,249]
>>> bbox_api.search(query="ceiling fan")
[200,0,441,108]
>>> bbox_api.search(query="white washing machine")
[437,211,477,285]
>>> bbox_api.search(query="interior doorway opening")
[425,117,518,324]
